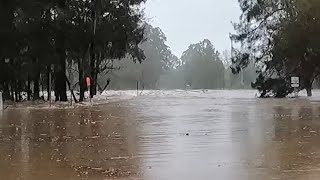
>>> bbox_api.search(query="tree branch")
[249,8,285,34]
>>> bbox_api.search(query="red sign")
[86,77,91,87]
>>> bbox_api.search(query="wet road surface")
[1,90,320,179]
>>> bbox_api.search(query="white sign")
[291,77,299,84]
[291,77,299,88]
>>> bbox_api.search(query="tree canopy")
[105,24,177,90]
[231,0,320,97]
[180,39,225,89]
[0,0,146,102]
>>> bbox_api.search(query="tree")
[101,24,177,90]
[138,24,176,89]
[180,39,225,89]
[232,0,320,97]
[0,0,147,102]
[87,0,146,97]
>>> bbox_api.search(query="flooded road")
[1,90,320,180]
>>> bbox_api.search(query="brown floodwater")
[1,90,320,180]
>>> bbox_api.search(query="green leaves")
[0,0,147,100]
[233,0,320,96]
[180,39,225,89]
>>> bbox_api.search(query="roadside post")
[291,77,300,98]
[86,77,91,104]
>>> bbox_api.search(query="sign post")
[291,77,300,97]
[86,77,91,104]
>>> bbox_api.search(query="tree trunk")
[0,59,4,96]
[47,65,51,101]
[10,84,14,102]
[12,65,17,102]
[41,83,44,99]
[55,0,68,102]
[89,45,97,98]
[27,74,31,101]
[78,58,85,102]
[33,60,40,100]
[66,76,78,103]
[14,81,18,102]
[89,2,97,98]
[54,76,59,102]
[306,87,312,97]
[305,79,313,97]
[54,52,68,101]
[55,69,68,101]
[60,59,67,101]
[90,64,98,97]
[3,81,10,100]
[17,65,22,102]
[9,59,15,101]
[34,76,40,100]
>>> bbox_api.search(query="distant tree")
[221,50,232,68]
[139,24,176,89]
[180,39,225,89]
[100,24,177,90]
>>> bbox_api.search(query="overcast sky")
[144,0,241,57]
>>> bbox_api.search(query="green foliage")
[106,36,257,90]
[252,74,293,98]
[0,0,146,101]
[180,39,225,89]
[232,0,320,97]
[103,24,177,90]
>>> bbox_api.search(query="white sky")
[144,0,241,57]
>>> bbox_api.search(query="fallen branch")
[66,76,79,103]
[99,78,111,94]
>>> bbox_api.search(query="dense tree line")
[1,0,258,100]
[105,32,257,90]
[0,0,146,102]
[160,40,257,90]
[176,39,225,89]
[231,0,320,97]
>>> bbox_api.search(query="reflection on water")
[1,90,320,179]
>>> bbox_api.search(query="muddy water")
[1,90,320,180]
